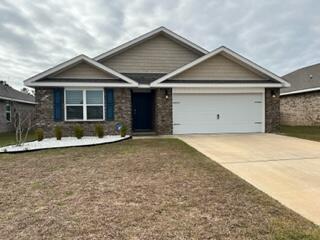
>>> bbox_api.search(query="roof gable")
[24,55,138,87]
[50,61,117,79]
[172,53,267,81]
[152,46,290,87]
[100,33,203,74]
[94,27,208,62]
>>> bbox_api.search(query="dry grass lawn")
[0,138,319,239]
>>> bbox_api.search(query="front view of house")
[25,27,289,136]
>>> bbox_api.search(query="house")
[280,63,320,126]
[24,27,289,136]
[0,81,36,133]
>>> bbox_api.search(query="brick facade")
[280,91,320,126]
[34,87,173,137]
[265,88,280,133]
[34,87,279,136]
[35,88,132,137]
[154,88,172,135]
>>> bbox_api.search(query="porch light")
[165,89,169,99]
[271,90,276,98]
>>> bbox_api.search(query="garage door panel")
[172,93,263,134]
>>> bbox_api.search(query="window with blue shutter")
[53,88,64,121]
[105,88,114,121]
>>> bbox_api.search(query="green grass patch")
[0,131,35,147]
[280,125,320,142]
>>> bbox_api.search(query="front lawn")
[0,139,319,239]
[280,125,320,142]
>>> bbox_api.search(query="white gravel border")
[0,135,131,153]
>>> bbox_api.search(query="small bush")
[95,124,104,138]
[35,128,44,141]
[54,126,62,140]
[74,125,84,139]
[120,124,127,137]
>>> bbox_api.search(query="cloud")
[0,0,319,90]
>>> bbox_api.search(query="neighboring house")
[24,27,289,136]
[280,63,320,126]
[0,81,36,133]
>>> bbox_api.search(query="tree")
[12,103,36,146]
[21,87,35,96]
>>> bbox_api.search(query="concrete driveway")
[178,134,320,225]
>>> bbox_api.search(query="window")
[65,89,104,121]
[5,103,11,122]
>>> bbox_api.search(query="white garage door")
[172,93,264,134]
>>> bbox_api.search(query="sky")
[1,0,320,90]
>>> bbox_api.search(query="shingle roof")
[281,63,320,94]
[0,83,35,104]
[123,73,166,84]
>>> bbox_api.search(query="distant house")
[280,63,320,126]
[0,81,36,133]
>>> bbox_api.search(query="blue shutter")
[53,88,64,121]
[105,88,114,121]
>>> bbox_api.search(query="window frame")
[64,88,105,121]
[5,102,11,122]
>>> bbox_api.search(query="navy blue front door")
[132,92,154,131]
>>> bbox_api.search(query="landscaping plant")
[95,124,104,138]
[74,125,84,139]
[35,128,44,141]
[54,126,63,140]
[120,124,127,137]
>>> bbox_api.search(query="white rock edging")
[0,135,130,153]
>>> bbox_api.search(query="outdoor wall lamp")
[165,89,169,99]
[271,90,276,98]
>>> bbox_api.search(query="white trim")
[26,82,135,87]
[64,88,105,121]
[24,55,138,87]
[94,27,208,61]
[172,87,265,94]
[5,102,11,122]
[262,89,265,133]
[280,87,320,96]
[151,46,290,87]
[151,83,283,88]
[0,96,36,105]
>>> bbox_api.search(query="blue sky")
[1,0,320,89]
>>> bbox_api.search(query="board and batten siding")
[51,62,116,79]
[101,34,202,73]
[172,54,267,80]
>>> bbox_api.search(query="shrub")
[95,124,104,138]
[74,125,84,139]
[120,124,127,137]
[54,126,62,140]
[35,128,44,141]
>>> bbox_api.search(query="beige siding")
[173,54,267,80]
[51,62,116,79]
[101,34,201,73]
